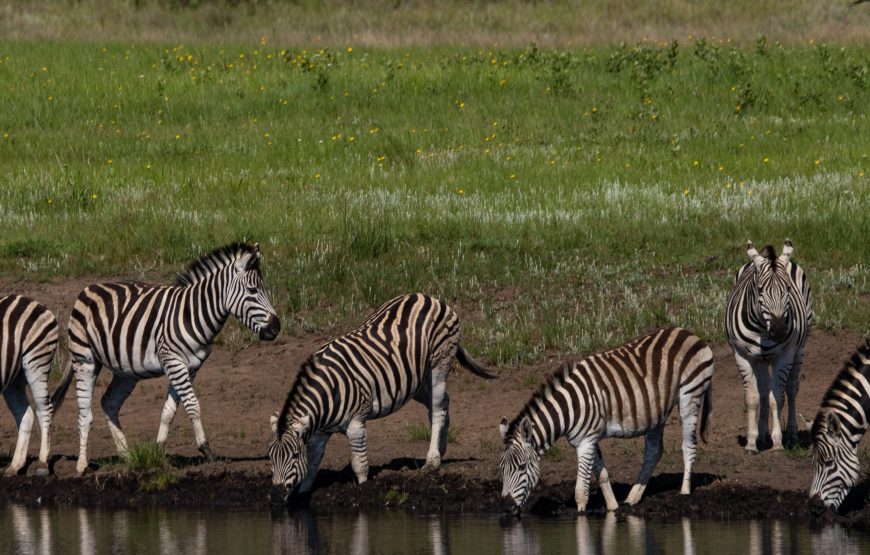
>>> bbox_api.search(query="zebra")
[805,336,870,514]
[268,293,496,505]
[50,243,280,474]
[0,295,60,476]
[499,327,714,515]
[724,239,812,452]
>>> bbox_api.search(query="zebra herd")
[0,240,867,517]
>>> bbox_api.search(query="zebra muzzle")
[259,315,281,341]
[808,495,828,517]
[500,495,520,516]
[270,485,290,506]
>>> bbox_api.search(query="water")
[0,504,867,554]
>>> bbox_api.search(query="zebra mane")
[759,245,777,267]
[276,356,319,434]
[508,361,575,437]
[175,243,259,286]
[811,336,870,440]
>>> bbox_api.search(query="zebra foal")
[725,240,812,452]
[0,295,59,476]
[51,243,280,474]
[268,293,495,505]
[499,327,714,515]
[806,336,870,514]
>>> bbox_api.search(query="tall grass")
[0,40,868,363]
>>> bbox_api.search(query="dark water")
[0,504,867,554]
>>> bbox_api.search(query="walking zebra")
[499,327,714,515]
[51,243,280,474]
[0,295,60,476]
[806,336,870,514]
[268,293,495,505]
[725,240,812,452]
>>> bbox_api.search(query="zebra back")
[811,336,870,446]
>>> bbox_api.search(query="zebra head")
[809,411,860,515]
[226,243,281,341]
[268,412,310,505]
[747,239,794,343]
[499,416,542,516]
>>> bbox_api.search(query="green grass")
[1,39,868,365]
[405,424,462,444]
[124,442,167,473]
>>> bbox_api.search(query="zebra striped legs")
[573,437,599,513]
[100,376,138,456]
[346,419,369,484]
[593,446,619,511]
[734,351,768,453]
[161,355,213,460]
[784,350,804,448]
[678,390,702,495]
[73,359,102,475]
[769,353,799,450]
[415,378,450,471]
[625,426,664,505]
[297,432,330,494]
[3,374,34,476]
[156,387,181,448]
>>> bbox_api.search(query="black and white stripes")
[725,240,812,452]
[808,337,870,513]
[0,295,60,476]
[268,293,495,504]
[498,327,714,514]
[51,243,280,474]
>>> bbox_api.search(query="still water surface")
[0,504,867,554]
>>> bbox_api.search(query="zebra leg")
[625,425,664,505]
[573,437,599,513]
[768,353,793,451]
[161,355,213,461]
[346,419,370,485]
[783,349,804,448]
[74,359,102,475]
[100,375,138,457]
[3,374,34,476]
[593,446,619,511]
[734,352,763,453]
[156,386,181,449]
[297,432,331,494]
[678,388,702,495]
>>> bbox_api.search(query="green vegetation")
[124,442,167,473]
[405,424,462,444]
[1,38,868,365]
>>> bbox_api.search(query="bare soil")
[1,277,868,527]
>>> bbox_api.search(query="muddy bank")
[2,464,870,532]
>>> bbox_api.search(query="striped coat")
[499,327,714,514]
[268,293,495,504]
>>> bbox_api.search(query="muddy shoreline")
[2,462,869,533]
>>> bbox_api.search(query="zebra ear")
[746,241,764,271]
[499,417,509,439]
[270,412,280,434]
[292,414,311,436]
[826,412,844,441]
[779,239,793,264]
[520,417,534,444]
[235,250,261,273]
[799,413,813,433]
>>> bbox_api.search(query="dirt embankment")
[1,278,869,527]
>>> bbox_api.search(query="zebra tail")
[455,344,497,379]
[49,356,74,415]
[699,383,713,444]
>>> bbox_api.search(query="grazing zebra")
[806,336,870,514]
[268,293,495,505]
[724,239,812,452]
[499,327,714,515]
[0,295,59,476]
[50,243,280,474]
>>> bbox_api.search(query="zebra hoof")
[198,443,216,462]
[34,466,50,477]
[3,466,20,477]
[421,462,440,473]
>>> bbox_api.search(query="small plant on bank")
[544,444,566,462]
[404,424,462,444]
[124,442,167,473]
[384,487,408,506]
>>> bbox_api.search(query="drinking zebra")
[268,293,495,505]
[724,240,812,452]
[806,336,870,514]
[51,243,280,474]
[0,295,60,476]
[499,327,714,515]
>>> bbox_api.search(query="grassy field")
[1,31,868,364]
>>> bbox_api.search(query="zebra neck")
[181,275,230,345]
[520,405,562,456]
